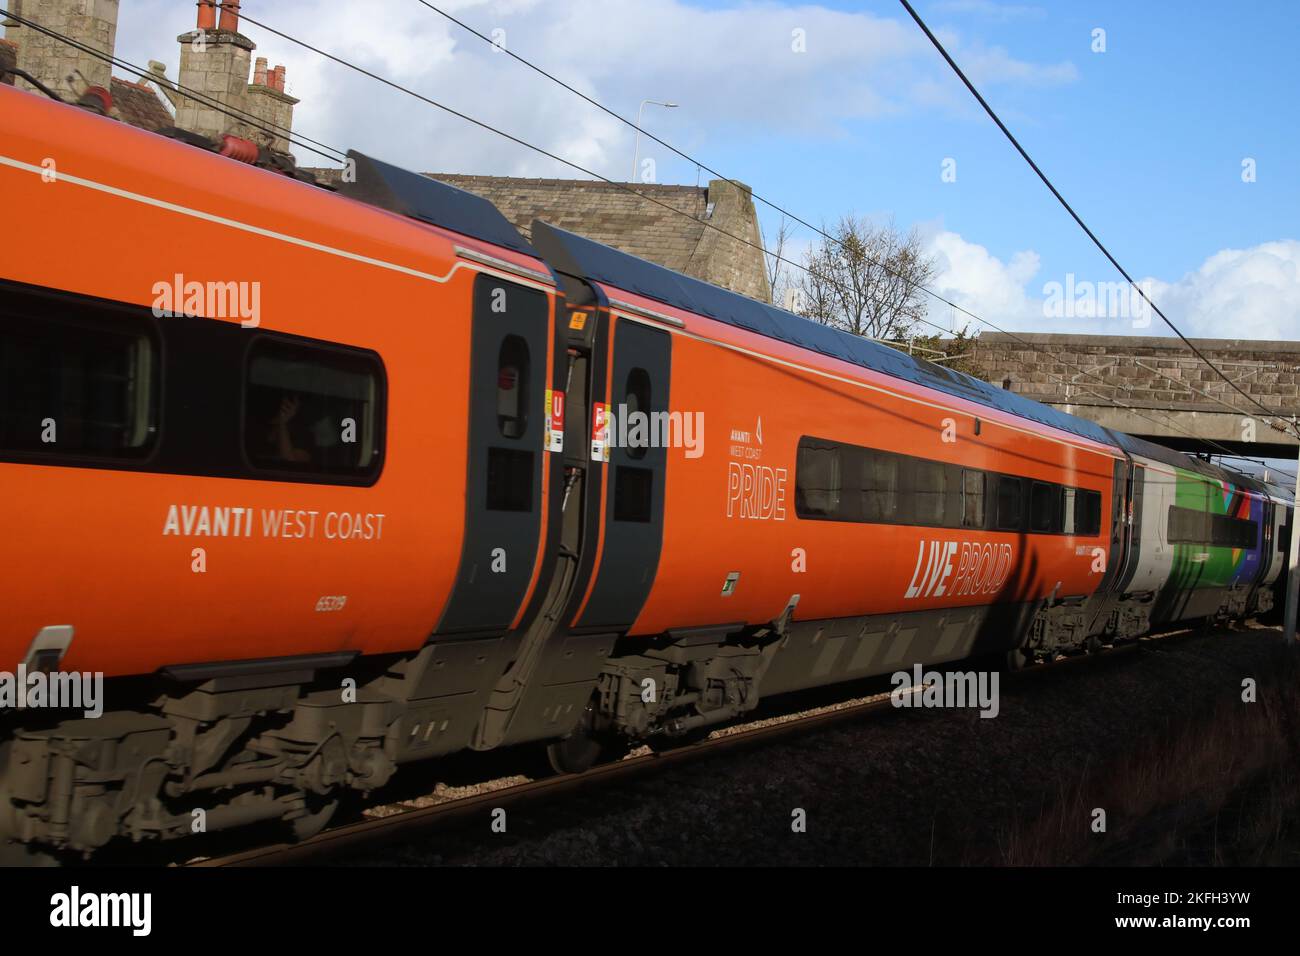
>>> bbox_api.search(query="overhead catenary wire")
[1210,455,1298,483]
[10,2,1065,393]
[898,0,1297,440]
[903,309,1290,475]
[0,6,346,164]
[238,13,1300,460]
[11,8,1287,477]
[407,1,1296,442]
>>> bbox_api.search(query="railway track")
[190,635,1168,867]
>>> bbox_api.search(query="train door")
[1099,459,1130,596]
[1247,499,1275,612]
[1116,462,1145,591]
[568,315,672,631]
[1086,456,1137,636]
[468,302,673,754]
[437,273,553,634]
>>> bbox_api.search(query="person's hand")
[273,394,301,426]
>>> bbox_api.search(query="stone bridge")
[967,332,1300,459]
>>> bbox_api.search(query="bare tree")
[793,214,937,340]
[763,215,795,307]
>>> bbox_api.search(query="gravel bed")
[348,624,1290,866]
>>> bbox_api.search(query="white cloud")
[925,230,1041,330]
[103,0,1079,177]
[925,232,1300,341]
[959,43,1079,87]
[1140,240,1300,341]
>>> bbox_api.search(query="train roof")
[531,220,1121,448]
[338,150,540,260]
[1105,430,1248,484]
[1266,479,1296,504]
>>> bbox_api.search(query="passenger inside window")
[266,391,314,464]
[245,341,378,476]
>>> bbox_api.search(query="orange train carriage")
[0,84,1292,861]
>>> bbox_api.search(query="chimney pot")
[254,57,268,86]
[217,0,241,33]
[197,0,217,31]
[273,65,286,92]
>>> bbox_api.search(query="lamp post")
[631,99,678,183]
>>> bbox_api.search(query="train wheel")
[288,795,339,842]
[1006,647,1030,671]
[544,696,604,775]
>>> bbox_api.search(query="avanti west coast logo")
[152,273,261,328]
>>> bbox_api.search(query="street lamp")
[632,99,678,182]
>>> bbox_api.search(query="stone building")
[3,0,118,100]
[437,175,769,302]
[309,168,772,302]
[0,38,18,85]
[2,0,298,151]
[4,1,769,301]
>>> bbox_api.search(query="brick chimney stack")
[246,58,298,153]
[175,0,257,141]
[5,0,121,100]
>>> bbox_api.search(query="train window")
[1210,513,1257,549]
[614,466,653,522]
[996,476,1023,531]
[1167,507,1188,543]
[860,450,899,522]
[794,435,1099,537]
[962,470,986,528]
[1073,489,1102,536]
[496,336,530,439]
[244,338,381,478]
[1,310,158,458]
[913,460,948,526]
[1030,481,1064,533]
[1211,514,1233,546]
[486,447,533,511]
[1167,506,1210,544]
[796,440,842,517]
[624,368,651,461]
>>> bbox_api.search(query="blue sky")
[663,0,1299,337]
[100,0,1299,341]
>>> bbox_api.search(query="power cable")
[898,0,1296,438]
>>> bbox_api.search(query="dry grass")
[993,645,1300,866]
